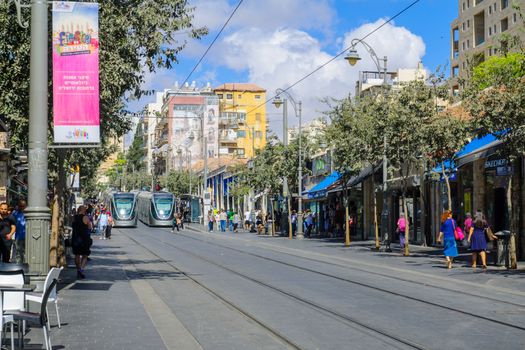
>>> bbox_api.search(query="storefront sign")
[485,158,507,169]
[52,2,100,143]
[496,166,513,176]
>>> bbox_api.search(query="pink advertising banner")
[52,2,100,143]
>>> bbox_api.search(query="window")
[475,0,484,5]
[452,66,459,77]
[494,24,497,33]
[238,94,242,99]
[494,2,497,11]
[237,148,245,156]
[501,17,508,31]
[463,2,466,11]
[501,0,508,10]
[217,94,223,99]
[237,130,246,138]
[467,0,470,8]
[254,94,261,100]
[489,5,492,14]
[489,26,492,35]
[514,13,517,23]
[463,22,466,31]
[462,42,466,50]
[255,113,261,122]
[467,19,470,28]
[467,39,470,48]
[255,131,262,139]
[226,93,233,99]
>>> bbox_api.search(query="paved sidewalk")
[19,235,170,350]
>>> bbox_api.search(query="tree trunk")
[507,162,518,269]
[420,160,427,247]
[345,187,350,246]
[441,161,452,211]
[50,196,59,268]
[374,187,380,250]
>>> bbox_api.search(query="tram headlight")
[159,210,165,215]
[120,209,126,215]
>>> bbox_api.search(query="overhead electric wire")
[178,0,244,91]
[243,0,421,116]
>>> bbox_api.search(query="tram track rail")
[173,230,525,332]
[124,229,429,350]
[179,229,525,309]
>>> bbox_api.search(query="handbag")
[452,220,465,240]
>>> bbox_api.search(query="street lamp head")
[344,49,361,66]
[188,131,195,142]
[272,96,283,109]
[176,148,182,155]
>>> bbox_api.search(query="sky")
[127,0,458,138]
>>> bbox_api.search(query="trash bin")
[266,220,273,236]
[494,230,511,268]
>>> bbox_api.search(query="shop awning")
[431,134,503,173]
[456,134,502,167]
[306,172,340,199]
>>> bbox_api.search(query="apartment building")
[450,0,524,94]
[154,82,219,175]
[213,83,267,159]
[143,92,162,175]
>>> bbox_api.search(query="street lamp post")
[345,38,391,252]
[8,0,53,281]
[273,89,304,239]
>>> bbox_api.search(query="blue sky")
[129,0,458,135]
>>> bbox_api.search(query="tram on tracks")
[137,191,176,226]
[107,192,138,227]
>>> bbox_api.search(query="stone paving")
[8,223,524,349]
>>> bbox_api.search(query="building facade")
[213,83,267,159]
[143,92,162,175]
[450,0,524,93]
[154,83,219,176]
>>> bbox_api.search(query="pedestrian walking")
[437,210,459,269]
[467,212,497,269]
[305,210,314,238]
[291,210,297,236]
[72,205,93,279]
[106,212,114,239]
[208,211,214,232]
[12,200,27,264]
[397,213,407,249]
[233,212,240,232]
[0,203,15,263]
[219,210,227,232]
[228,210,234,231]
[98,210,109,239]
[244,210,251,230]
[256,214,264,235]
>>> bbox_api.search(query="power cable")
[178,0,244,90]
[242,0,421,116]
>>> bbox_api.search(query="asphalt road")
[117,223,525,350]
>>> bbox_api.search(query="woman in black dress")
[72,205,93,279]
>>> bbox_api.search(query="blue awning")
[306,172,340,199]
[432,134,503,173]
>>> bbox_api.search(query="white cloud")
[213,19,426,136]
[191,0,335,34]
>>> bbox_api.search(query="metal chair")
[0,291,15,350]
[26,267,63,329]
[10,279,58,350]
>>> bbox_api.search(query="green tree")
[0,1,207,192]
[126,121,145,173]
[463,53,525,267]
[167,170,190,196]
[325,96,386,246]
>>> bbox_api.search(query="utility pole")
[282,101,292,239]
[26,0,51,283]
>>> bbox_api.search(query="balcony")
[219,130,237,144]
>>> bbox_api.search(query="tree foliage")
[126,121,145,172]
[166,170,190,196]
[0,1,207,190]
